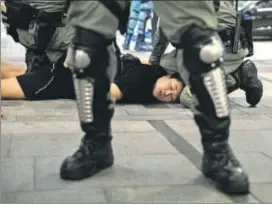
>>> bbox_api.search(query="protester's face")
[153,75,183,102]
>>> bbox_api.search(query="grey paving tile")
[1,134,11,157]
[165,104,184,109]
[5,115,78,122]
[29,100,75,111]
[228,114,272,120]
[161,128,272,153]
[126,108,192,116]
[105,185,233,203]
[229,195,260,203]
[228,131,272,153]
[1,100,24,107]
[226,116,272,132]
[3,121,155,135]
[1,106,38,117]
[240,107,272,114]
[113,120,157,133]
[34,155,203,190]
[118,104,146,111]
[155,125,272,183]
[6,113,190,122]
[115,114,191,120]
[230,97,268,108]
[165,116,272,136]
[186,110,250,119]
[236,152,272,183]
[164,119,201,136]
[143,103,170,108]
[251,183,272,203]
[8,132,178,157]
[39,106,128,117]
[258,98,272,108]
[1,189,107,204]
[0,158,34,192]
[263,151,272,159]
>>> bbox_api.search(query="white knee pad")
[199,35,224,65]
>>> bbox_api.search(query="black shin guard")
[182,25,230,143]
[176,25,250,195]
[65,27,115,140]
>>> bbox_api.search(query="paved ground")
[1,40,272,203]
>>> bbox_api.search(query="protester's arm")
[1,62,26,99]
[1,62,26,79]
[1,77,25,99]
[148,19,169,65]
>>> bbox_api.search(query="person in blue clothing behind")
[122,0,153,52]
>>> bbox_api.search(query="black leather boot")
[60,105,115,181]
[239,60,263,106]
[60,135,113,181]
[195,115,250,194]
[202,140,249,194]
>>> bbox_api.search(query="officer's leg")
[223,45,263,106]
[60,1,126,181]
[154,1,249,194]
[228,60,263,106]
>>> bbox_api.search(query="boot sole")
[60,162,113,181]
[203,173,250,195]
[246,79,263,107]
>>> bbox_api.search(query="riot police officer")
[1,0,73,99]
[62,0,249,195]
[150,1,263,107]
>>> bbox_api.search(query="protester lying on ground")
[1,53,183,103]
[1,52,263,108]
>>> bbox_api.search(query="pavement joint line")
[102,188,112,204]
[33,157,37,190]
[247,192,264,204]
[148,120,202,170]
[260,152,272,161]
[148,120,256,203]
[6,134,12,157]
